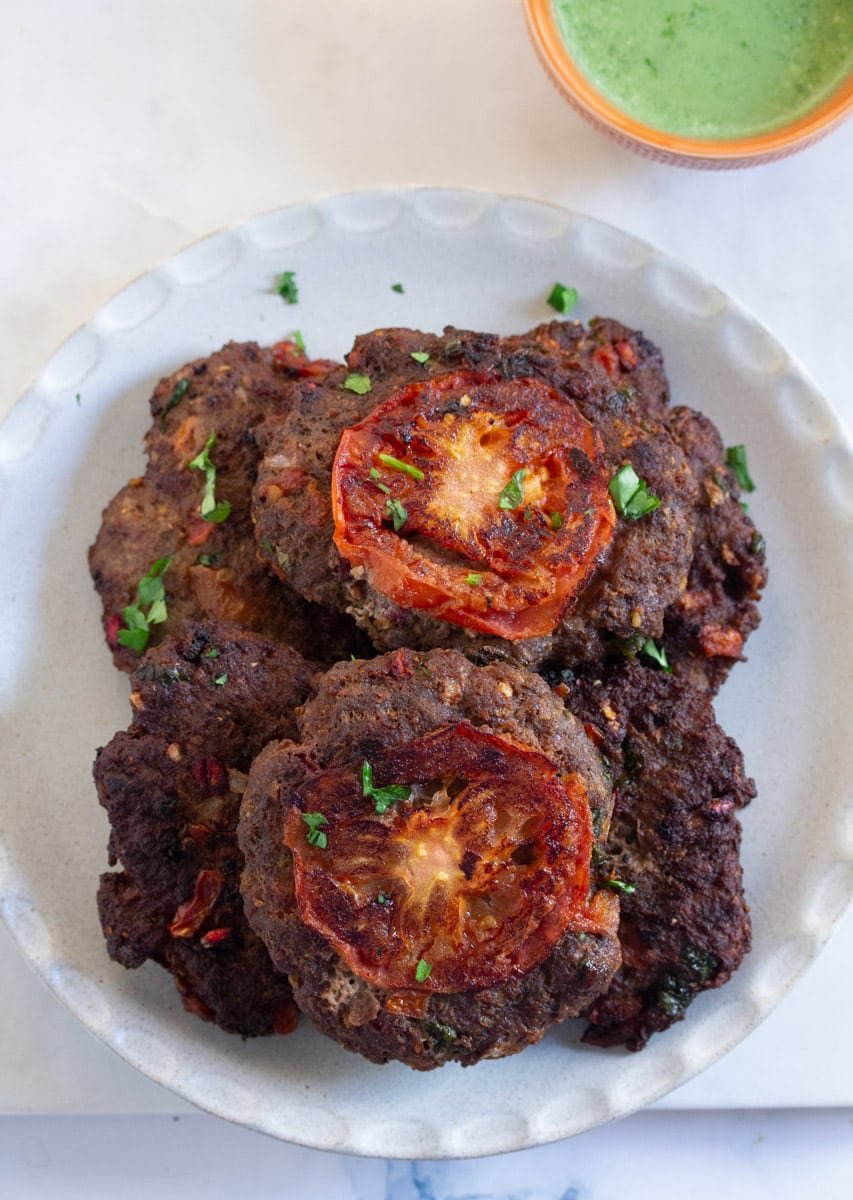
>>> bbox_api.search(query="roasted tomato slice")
[331,369,615,639]
[282,722,597,992]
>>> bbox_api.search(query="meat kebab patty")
[238,648,622,1070]
[89,340,363,672]
[253,320,765,690]
[95,620,316,1036]
[551,660,755,1049]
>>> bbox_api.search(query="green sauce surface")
[552,0,853,138]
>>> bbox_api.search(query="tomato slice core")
[331,370,615,639]
[283,722,596,992]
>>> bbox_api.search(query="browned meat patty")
[238,648,622,1070]
[551,660,755,1050]
[89,340,363,673]
[252,320,764,689]
[95,620,316,1036]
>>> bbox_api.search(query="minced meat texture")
[662,407,768,692]
[555,660,754,1050]
[252,320,764,686]
[94,620,317,1036]
[238,648,622,1070]
[89,341,363,672]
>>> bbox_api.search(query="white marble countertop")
[2,1,852,1194]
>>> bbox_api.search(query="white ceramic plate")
[1,189,852,1159]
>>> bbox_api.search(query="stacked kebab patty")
[91,318,764,1068]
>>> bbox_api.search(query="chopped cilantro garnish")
[197,553,221,568]
[466,573,483,586]
[276,270,299,303]
[725,444,755,493]
[640,638,672,672]
[415,958,432,983]
[550,512,564,531]
[369,467,392,494]
[377,452,424,481]
[376,891,391,906]
[391,282,405,293]
[188,431,232,524]
[117,555,172,654]
[683,943,719,982]
[160,377,190,427]
[385,497,407,531]
[361,760,411,815]
[214,673,228,686]
[410,351,430,365]
[204,647,220,658]
[547,283,579,314]
[342,373,372,395]
[609,464,660,520]
[603,877,637,895]
[301,811,328,849]
[498,468,527,511]
[292,329,306,354]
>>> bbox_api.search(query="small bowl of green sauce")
[524,0,853,167]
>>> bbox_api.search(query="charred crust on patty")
[94,620,316,1036]
[252,321,765,688]
[238,647,622,1069]
[552,660,754,1050]
[89,341,364,672]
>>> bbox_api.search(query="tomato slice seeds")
[283,722,598,993]
[331,370,615,640]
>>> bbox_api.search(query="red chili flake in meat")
[273,1005,300,1035]
[186,514,215,547]
[582,721,606,748]
[271,340,337,379]
[191,757,228,796]
[199,926,232,948]
[168,869,224,938]
[180,993,215,1023]
[184,822,216,846]
[615,340,637,369]
[698,624,744,659]
[105,613,123,648]
[592,345,620,377]
[388,648,415,678]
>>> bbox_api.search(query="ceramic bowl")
[523,0,853,168]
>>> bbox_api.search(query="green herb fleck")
[342,373,372,395]
[609,464,660,520]
[361,760,411,815]
[276,270,298,303]
[117,555,172,654]
[603,877,637,895]
[498,468,527,511]
[377,452,424,481]
[196,552,221,567]
[292,329,306,354]
[160,377,190,427]
[725,444,755,492]
[415,958,432,983]
[749,531,766,556]
[391,282,405,294]
[410,351,430,365]
[214,673,228,686]
[188,431,232,524]
[465,573,483,586]
[421,1019,456,1045]
[385,497,407,531]
[301,811,328,849]
[640,638,672,672]
[657,989,683,1017]
[683,943,719,982]
[376,891,391,906]
[204,647,220,659]
[550,512,564,531]
[547,283,579,314]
